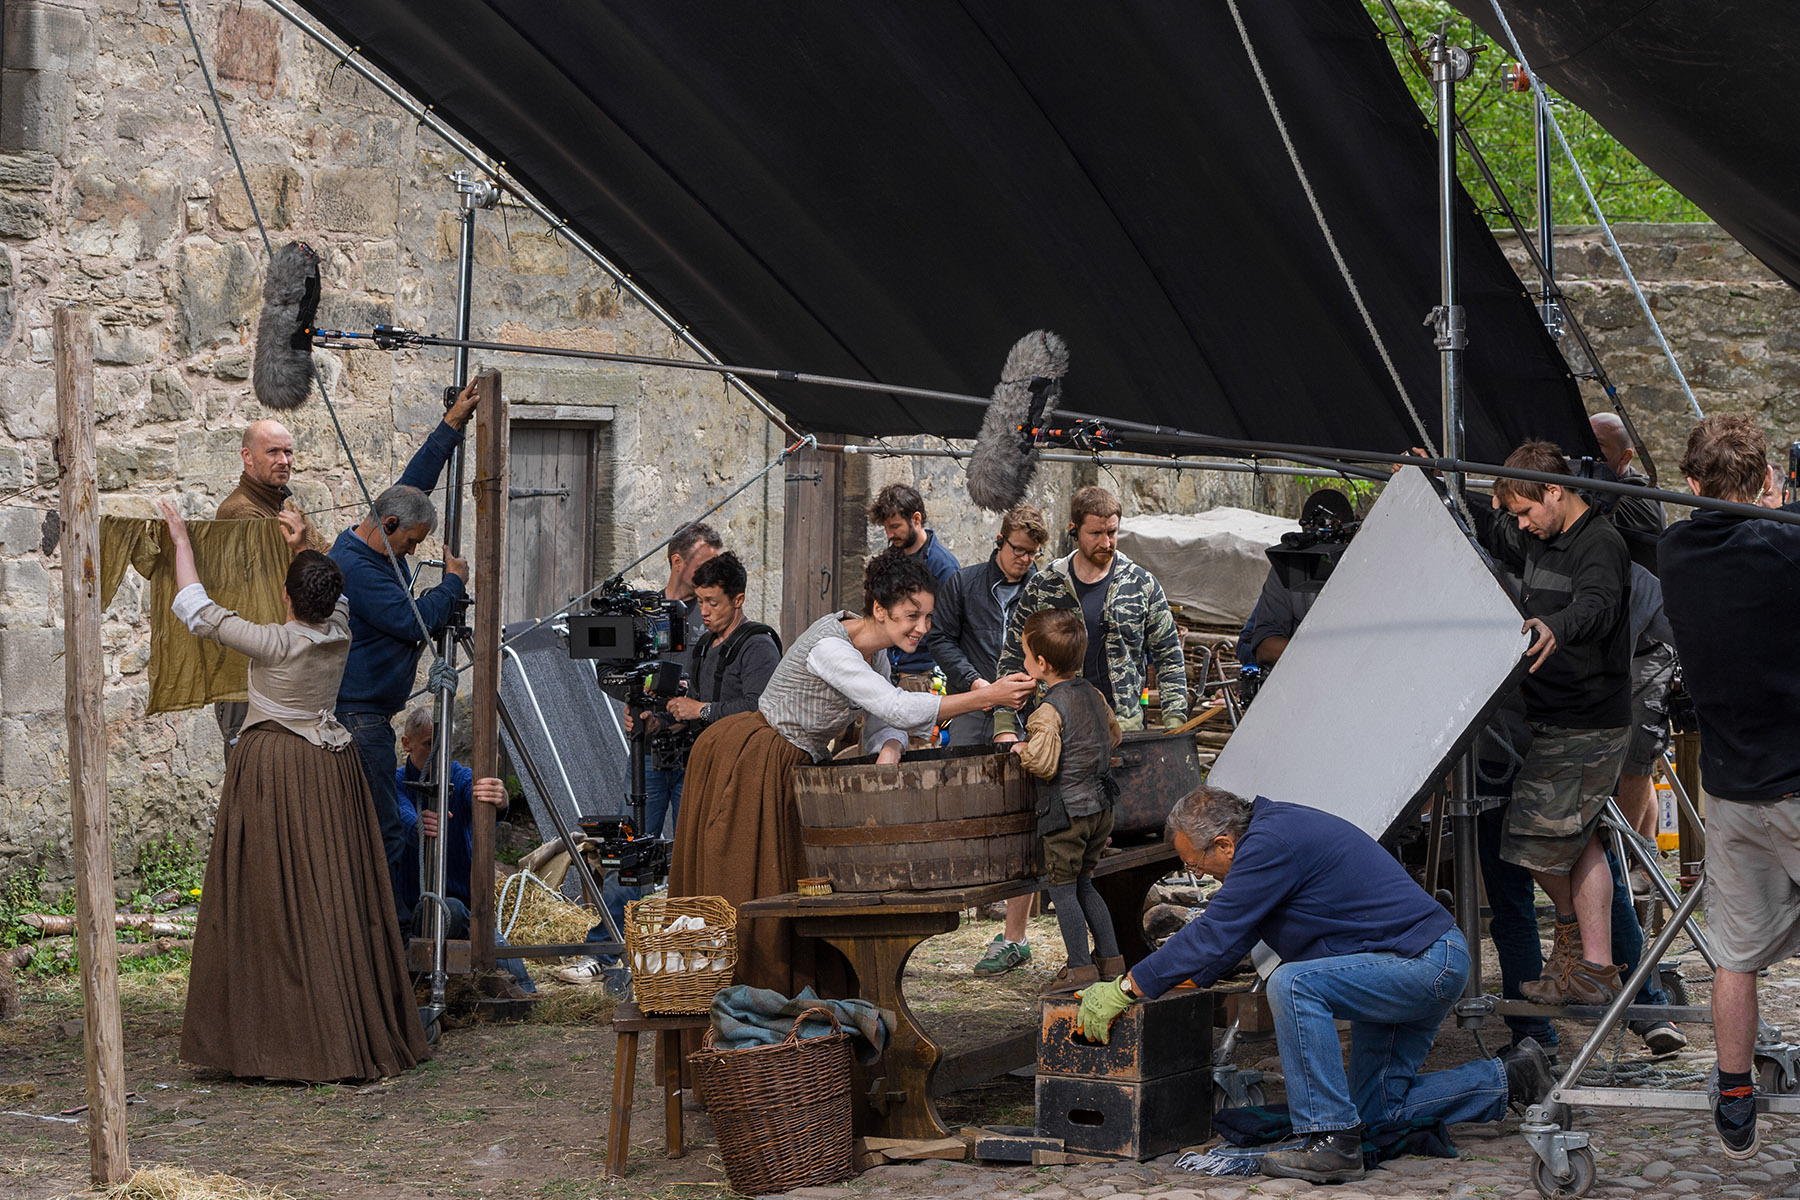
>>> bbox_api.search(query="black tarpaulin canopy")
[1458,0,1800,292]
[291,0,1594,459]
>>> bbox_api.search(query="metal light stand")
[1424,30,1487,1014]
[421,170,501,1031]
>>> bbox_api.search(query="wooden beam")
[470,370,507,972]
[55,307,129,1184]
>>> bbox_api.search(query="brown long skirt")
[670,712,848,998]
[181,724,429,1082]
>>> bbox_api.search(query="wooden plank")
[55,307,129,1184]
[470,371,507,972]
[929,1030,1037,1097]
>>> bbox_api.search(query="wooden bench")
[605,1001,709,1177]
[740,839,1178,1142]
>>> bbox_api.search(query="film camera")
[566,579,691,886]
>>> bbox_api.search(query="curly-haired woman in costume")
[671,547,1036,995]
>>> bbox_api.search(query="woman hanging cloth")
[161,500,429,1082]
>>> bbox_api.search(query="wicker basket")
[688,1006,854,1194]
[623,894,737,1015]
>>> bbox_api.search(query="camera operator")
[554,550,779,988]
[1238,488,1358,675]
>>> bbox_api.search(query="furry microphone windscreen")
[966,330,1068,512]
[252,241,322,411]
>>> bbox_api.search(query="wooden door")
[505,422,606,623]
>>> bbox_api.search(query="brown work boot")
[1096,955,1126,981]
[1521,959,1623,1005]
[1041,964,1101,996]
[1538,917,1580,985]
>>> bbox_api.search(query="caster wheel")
[1545,1101,1573,1131]
[1210,1081,1268,1112]
[1659,966,1689,1008]
[1531,1146,1595,1200]
[1756,1058,1793,1096]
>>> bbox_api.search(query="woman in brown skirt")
[160,501,428,1082]
[671,548,1036,996]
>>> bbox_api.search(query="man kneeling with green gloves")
[1076,786,1554,1185]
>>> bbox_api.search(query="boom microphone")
[252,241,321,411]
[966,330,1068,512]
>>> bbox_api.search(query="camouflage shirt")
[993,549,1187,736]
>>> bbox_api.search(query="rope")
[176,0,452,671]
[1478,0,1704,420]
[176,0,271,262]
[1223,0,1441,459]
[1575,1021,1707,1089]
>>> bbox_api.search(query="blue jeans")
[340,710,408,928]
[1267,928,1507,1134]
[591,765,685,959]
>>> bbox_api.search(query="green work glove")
[1074,978,1135,1044]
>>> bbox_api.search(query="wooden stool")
[606,1001,710,1177]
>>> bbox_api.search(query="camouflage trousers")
[1500,723,1629,875]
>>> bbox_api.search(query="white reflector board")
[1208,468,1526,839]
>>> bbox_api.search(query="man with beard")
[867,483,959,690]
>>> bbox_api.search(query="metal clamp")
[450,168,502,210]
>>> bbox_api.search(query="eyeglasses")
[1001,540,1042,558]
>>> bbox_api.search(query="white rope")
[1479,0,1703,420]
[1223,0,1441,458]
[496,867,568,942]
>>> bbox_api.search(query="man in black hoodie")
[1478,440,1633,1007]
[1659,413,1800,1159]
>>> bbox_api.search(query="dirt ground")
[0,891,1786,1200]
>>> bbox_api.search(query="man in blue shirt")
[332,379,479,928]
[394,706,534,993]
[867,483,959,688]
[1077,786,1552,1184]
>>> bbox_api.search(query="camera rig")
[566,578,691,886]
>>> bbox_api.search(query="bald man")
[1591,412,1664,571]
[212,419,331,762]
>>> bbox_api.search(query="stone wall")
[1496,223,1800,487]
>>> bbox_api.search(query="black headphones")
[383,516,401,535]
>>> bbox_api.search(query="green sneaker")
[972,938,1031,976]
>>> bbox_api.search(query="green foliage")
[1365,1,1708,226]
[132,834,206,907]
[0,857,71,953]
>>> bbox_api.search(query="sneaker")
[973,937,1032,976]
[1262,1127,1366,1184]
[1709,1068,1760,1159]
[1502,1036,1556,1112]
[1039,963,1101,997]
[1630,1019,1688,1056]
[553,956,606,985]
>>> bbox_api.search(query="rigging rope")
[1223,0,1442,460]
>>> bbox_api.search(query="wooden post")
[780,434,844,647]
[470,371,507,971]
[55,307,130,1183]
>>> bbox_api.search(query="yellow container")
[1655,779,1681,852]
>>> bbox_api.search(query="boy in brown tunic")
[1012,608,1124,995]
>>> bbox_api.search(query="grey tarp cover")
[1118,509,1298,629]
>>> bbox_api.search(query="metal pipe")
[1549,866,1709,1101]
[1534,89,1555,306]
[255,0,802,443]
[830,442,1390,482]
